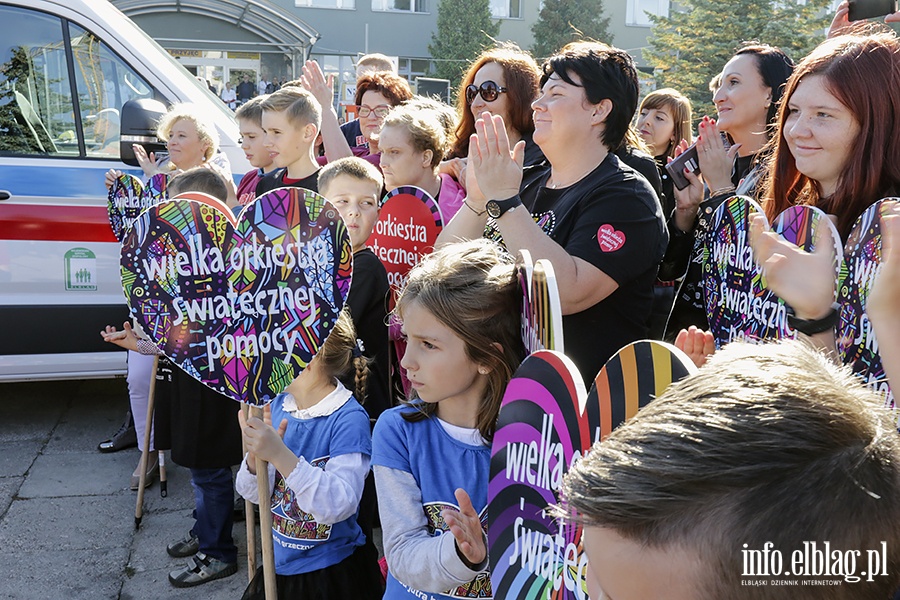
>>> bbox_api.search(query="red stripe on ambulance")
[0,204,116,242]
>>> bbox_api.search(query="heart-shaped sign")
[837,198,896,410]
[488,341,696,599]
[120,186,352,405]
[366,186,443,303]
[703,197,841,347]
[518,250,565,354]
[108,172,169,241]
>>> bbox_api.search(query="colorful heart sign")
[108,172,169,241]
[703,197,841,347]
[120,187,352,405]
[488,342,696,599]
[837,198,896,410]
[367,186,443,300]
[518,250,565,354]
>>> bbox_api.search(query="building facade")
[113,0,670,113]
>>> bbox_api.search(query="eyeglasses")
[357,105,391,118]
[465,81,508,104]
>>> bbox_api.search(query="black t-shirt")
[341,248,391,422]
[489,153,667,385]
[615,145,663,205]
[254,168,320,196]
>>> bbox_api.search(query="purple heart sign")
[120,187,352,405]
[837,198,896,411]
[703,197,840,347]
[488,342,695,599]
[107,172,169,242]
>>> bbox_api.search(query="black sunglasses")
[465,80,508,104]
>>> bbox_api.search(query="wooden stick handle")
[158,450,167,498]
[242,404,257,581]
[251,406,277,600]
[134,355,160,528]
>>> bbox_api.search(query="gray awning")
[111,0,319,54]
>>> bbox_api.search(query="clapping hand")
[470,112,525,202]
[442,488,487,568]
[749,213,837,321]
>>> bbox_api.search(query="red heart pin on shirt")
[597,223,626,252]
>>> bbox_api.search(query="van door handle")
[0,191,10,201]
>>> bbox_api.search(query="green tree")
[644,0,830,125]
[531,0,613,61]
[429,0,499,88]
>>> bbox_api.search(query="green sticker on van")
[65,248,97,291]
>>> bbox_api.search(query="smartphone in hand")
[848,0,897,21]
[665,133,731,191]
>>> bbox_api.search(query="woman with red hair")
[351,71,414,164]
[442,45,543,183]
[752,28,900,349]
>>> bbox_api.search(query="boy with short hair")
[318,156,390,582]
[560,340,900,599]
[256,86,322,196]
[167,166,229,201]
[318,156,389,421]
[234,96,276,206]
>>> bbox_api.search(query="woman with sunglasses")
[444,46,543,174]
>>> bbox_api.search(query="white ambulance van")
[0,0,250,381]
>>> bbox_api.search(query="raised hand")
[470,112,525,202]
[828,0,851,37]
[674,326,716,369]
[695,117,740,193]
[442,488,487,567]
[749,213,837,320]
[132,144,159,178]
[300,60,335,110]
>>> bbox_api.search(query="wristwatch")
[485,195,523,219]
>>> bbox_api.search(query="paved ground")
[0,378,255,600]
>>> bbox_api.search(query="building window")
[397,58,431,81]
[296,0,355,8]
[490,0,521,18]
[371,0,427,13]
[626,0,669,26]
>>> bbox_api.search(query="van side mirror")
[120,98,167,167]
